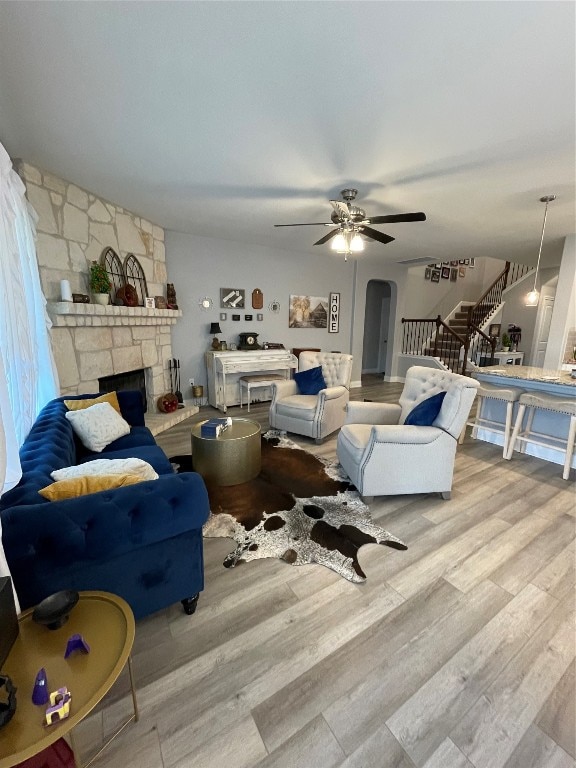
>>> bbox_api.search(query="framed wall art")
[431,270,440,283]
[441,267,450,279]
[220,288,245,309]
[289,295,328,328]
[425,267,431,280]
[450,268,457,282]
[459,267,466,278]
[328,292,340,333]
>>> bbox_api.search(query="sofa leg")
[361,495,374,505]
[441,491,451,500]
[181,594,199,615]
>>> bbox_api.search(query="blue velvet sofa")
[0,391,210,619]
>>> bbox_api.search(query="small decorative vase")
[92,293,109,306]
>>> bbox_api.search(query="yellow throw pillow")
[64,392,121,414]
[39,474,143,501]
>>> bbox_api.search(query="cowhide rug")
[171,431,406,582]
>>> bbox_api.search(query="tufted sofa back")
[299,351,353,389]
[399,366,479,438]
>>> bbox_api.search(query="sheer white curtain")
[0,141,60,608]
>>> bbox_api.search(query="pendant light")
[525,195,556,307]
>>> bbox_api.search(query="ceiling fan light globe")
[332,232,347,251]
[350,233,364,252]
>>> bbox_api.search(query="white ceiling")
[0,1,574,266]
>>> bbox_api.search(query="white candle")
[60,279,72,302]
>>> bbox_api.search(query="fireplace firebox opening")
[98,369,147,413]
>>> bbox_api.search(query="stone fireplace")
[16,160,182,413]
[46,301,181,412]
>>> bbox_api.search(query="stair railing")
[401,260,533,375]
[402,316,467,374]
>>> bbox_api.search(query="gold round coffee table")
[0,591,137,768]
[191,418,261,486]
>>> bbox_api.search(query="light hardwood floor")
[73,378,575,768]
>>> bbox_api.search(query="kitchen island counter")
[471,366,575,470]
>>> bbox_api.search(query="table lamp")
[209,322,222,350]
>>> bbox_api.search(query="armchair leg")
[361,496,374,505]
[181,593,200,615]
[440,491,451,500]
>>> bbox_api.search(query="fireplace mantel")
[47,301,182,327]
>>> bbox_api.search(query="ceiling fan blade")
[274,222,335,227]
[330,200,350,220]
[314,229,340,246]
[360,226,395,245]
[367,212,427,224]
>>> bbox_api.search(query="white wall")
[166,231,356,395]
[166,231,523,391]
[544,234,576,368]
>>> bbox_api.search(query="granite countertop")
[473,365,576,388]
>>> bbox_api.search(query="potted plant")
[501,332,511,352]
[89,261,111,305]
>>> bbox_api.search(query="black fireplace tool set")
[169,358,184,406]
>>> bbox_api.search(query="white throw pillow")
[52,457,159,482]
[65,402,131,453]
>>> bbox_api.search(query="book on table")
[201,418,229,438]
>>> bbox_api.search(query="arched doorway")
[362,280,393,377]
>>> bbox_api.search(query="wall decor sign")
[329,292,340,333]
[289,295,328,328]
[220,288,245,309]
[252,289,263,309]
[145,297,156,309]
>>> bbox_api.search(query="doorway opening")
[362,280,394,378]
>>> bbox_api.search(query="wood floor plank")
[385,583,559,766]
[503,725,576,768]
[322,581,511,757]
[388,516,511,598]
[421,738,474,768]
[166,714,267,768]
[253,579,469,753]
[443,513,552,594]
[531,541,576,603]
[489,514,576,596]
[450,598,575,768]
[536,658,576,759]
[335,723,416,768]
[252,716,345,768]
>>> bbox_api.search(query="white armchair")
[269,351,353,442]
[337,366,479,499]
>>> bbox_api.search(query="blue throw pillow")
[294,366,327,395]
[404,391,446,426]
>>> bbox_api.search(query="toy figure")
[44,687,71,726]
[32,667,49,705]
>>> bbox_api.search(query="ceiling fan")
[274,188,426,254]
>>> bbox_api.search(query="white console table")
[206,350,298,412]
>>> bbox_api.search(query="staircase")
[401,261,531,374]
